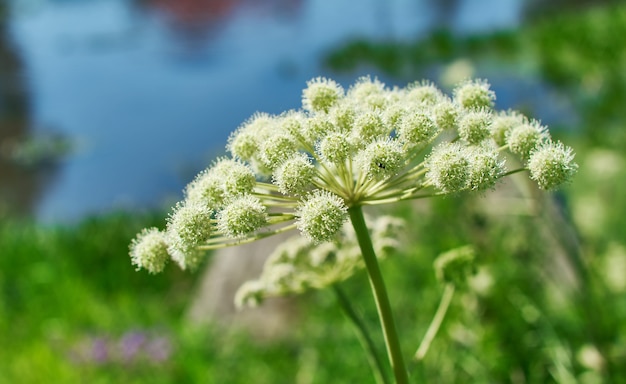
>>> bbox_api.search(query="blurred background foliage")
[2,1,626,383]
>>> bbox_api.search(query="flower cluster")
[130,76,577,276]
[235,215,404,307]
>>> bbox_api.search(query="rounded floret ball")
[528,141,578,190]
[217,195,268,238]
[129,228,170,274]
[297,190,348,243]
[453,79,495,110]
[302,77,344,113]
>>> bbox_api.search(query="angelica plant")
[129,76,577,384]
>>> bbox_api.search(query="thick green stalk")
[333,284,389,384]
[348,206,409,384]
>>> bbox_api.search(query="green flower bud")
[506,120,549,159]
[528,141,578,190]
[458,109,492,144]
[397,111,439,146]
[273,153,316,196]
[302,77,344,113]
[217,195,268,238]
[297,190,348,243]
[356,139,406,180]
[453,79,495,110]
[166,201,213,270]
[129,228,170,274]
[426,142,470,193]
[491,110,526,146]
[434,245,476,286]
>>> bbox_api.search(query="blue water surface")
[6,0,527,222]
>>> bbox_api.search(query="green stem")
[414,283,455,361]
[333,285,389,384]
[348,206,409,384]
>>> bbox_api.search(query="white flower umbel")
[132,75,577,270]
[131,76,577,384]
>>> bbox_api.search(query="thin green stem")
[414,283,455,361]
[333,285,389,384]
[502,168,526,177]
[196,224,297,250]
[348,206,409,384]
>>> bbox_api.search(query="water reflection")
[4,0,529,222]
[141,0,303,42]
[0,2,60,217]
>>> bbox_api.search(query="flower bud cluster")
[434,245,476,287]
[130,76,577,277]
[235,216,404,307]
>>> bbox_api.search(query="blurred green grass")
[2,3,626,383]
